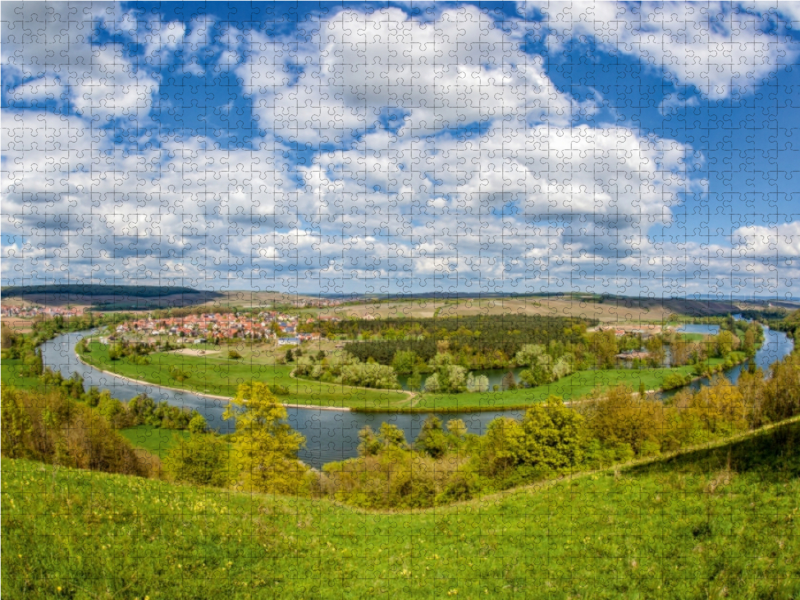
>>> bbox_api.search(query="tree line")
[307,314,596,368]
[159,343,800,508]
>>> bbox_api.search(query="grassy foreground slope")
[3,421,800,599]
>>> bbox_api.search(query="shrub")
[519,398,585,470]
[163,434,230,487]
[188,413,208,434]
[1,387,151,477]
[415,416,448,458]
[583,385,664,455]
[662,373,689,391]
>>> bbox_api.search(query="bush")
[163,434,230,487]
[321,448,451,509]
[519,398,585,470]
[1,387,152,477]
[188,413,208,434]
[662,372,689,391]
[583,385,664,455]
[415,416,448,458]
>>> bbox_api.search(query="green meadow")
[0,358,45,393]
[118,425,190,459]
[3,418,799,599]
[79,341,409,409]
[79,341,729,412]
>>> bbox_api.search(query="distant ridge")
[2,284,202,298]
[1,284,221,310]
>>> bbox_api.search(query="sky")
[2,1,800,298]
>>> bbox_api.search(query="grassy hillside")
[118,424,190,459]
[4,419,799,599]
[316,295,739,322]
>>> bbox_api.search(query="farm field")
[313,296,739,323]
[3,418,799,599]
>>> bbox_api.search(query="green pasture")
[3,418,799,599]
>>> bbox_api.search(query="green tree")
[407,371,422,392]
[1,322,16,351]
[391,350,418,375]
[446,418,467,438]
[715,330,734,357]
[357,425,382,457]
[378,422,408,450]
[479,417,524,477]
[223,382,308,494]
[742,325,758,358]
[465,373,489,392]
[645,336,665,367]
[587,385,663,454]
[188,413,208,434]
[514,344,546,367]
[519,397,585,470]
[590,330,618,369]
[415,415,448,458]
[501,370,517,391]
[163,434,230,487]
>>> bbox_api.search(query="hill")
[0,285,327,311]
[3,418,799,599]
[317,294,739,322]
[1,284,221,310]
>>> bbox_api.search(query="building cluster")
[111,311,336,345]
[287,298,345,308]
[1,305,84,318]
[592,324,660,338]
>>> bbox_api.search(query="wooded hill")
[1,284,220,310]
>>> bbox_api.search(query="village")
[102,311,341,347]
[1,305,86,319]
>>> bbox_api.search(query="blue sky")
[2,1,799,297]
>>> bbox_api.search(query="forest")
[321,314,597,369]
[2,284,205,298]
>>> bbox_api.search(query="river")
[41,327,793,469]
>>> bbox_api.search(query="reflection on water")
[41,327,793,469]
